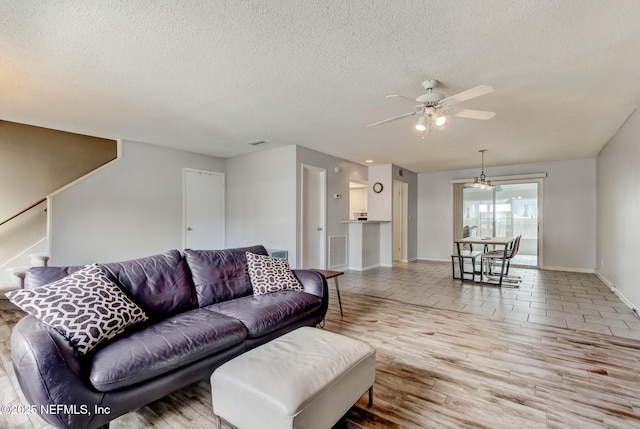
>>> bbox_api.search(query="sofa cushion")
[246,252,303,296]
[23,250,198,319]
[7,264,148,355]
[184,245,268,307]
[206,291,322,338]
[101,250,198,318]
[89,308,247,392]
[24,265,83,289]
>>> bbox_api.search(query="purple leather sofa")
[10,245,328,429]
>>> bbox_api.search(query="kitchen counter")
[344,221,392,270]
[341,220,390,223]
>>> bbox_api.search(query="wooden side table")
[311,269,344,317]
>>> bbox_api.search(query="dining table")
[453,236,519,286]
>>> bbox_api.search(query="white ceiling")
[2,1,640,173]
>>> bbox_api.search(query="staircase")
[0,120,120,310]
[0,199,49,309]
[0,251,49,310]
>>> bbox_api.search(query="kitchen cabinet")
[349,188,368,214]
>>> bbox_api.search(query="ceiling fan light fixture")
[415,116,428,132]
[435,114,447,127]
[366,79,495,132]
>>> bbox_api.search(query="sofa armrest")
[292,269,329,319]
[11,315,105,429]
[292,269,328,299]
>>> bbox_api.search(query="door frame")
[182,168,225,251]
[393,180,409,262]
[300,164,327,269]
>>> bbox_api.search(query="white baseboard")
[541,266,595,274]
[349,264,380,271]
[327,264,348,271]
[417,257,450,263]
[595,270,639,316]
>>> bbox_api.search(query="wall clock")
[373,182,383,193]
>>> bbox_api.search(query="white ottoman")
[211,327,376,429]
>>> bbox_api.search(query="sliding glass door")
[461,182,540,267]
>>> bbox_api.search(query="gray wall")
[225,144,370,269]
[596,108,640,311]
[44,134,609,297]
[0,120,116,221]
[417,158,597,271]
[225,145,298,263]
[295,146,369,268]
[0,121,117,265]
[50,140,225,265]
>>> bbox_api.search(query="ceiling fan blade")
[449,108,496,120]
[366,111,418,127]
[440,85,494,106]
[385,94,419,103]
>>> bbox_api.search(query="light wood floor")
[2,262,640,428]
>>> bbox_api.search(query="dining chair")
[451,245,483,281]
[481,235,521,286]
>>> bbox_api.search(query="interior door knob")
[187,227,193,231]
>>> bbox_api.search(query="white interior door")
[393,181,402,261]
[393,180,409,262]
[301,164,326,269]
[184,169,225,250]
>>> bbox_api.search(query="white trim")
[349,263,380,271]
[46,197,52,258]
[450,172,547,184]
[300,164,327,269]
[595,270,640,316]
[541,266,595,273]
[0,237,48,271]
[0,237,48,283]
[392,180,409,263]
[48,139,123,198]
[328,264,349,271]
[418,257,450,263]
[45,140,121,262]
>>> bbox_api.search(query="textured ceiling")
[2,1,640,173]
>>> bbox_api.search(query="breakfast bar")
[342,220,392,271]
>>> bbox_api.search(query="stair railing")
[0,197,47,228]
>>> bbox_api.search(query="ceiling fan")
[367,79,495,132]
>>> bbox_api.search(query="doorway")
[461,181,541,267]
[183,169,225,250]
[393,180,408,262]
[300,164,327,269]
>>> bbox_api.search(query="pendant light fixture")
[466,149,494,189]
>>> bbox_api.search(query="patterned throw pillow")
[7,264,148,355]
[245,252,303,297]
